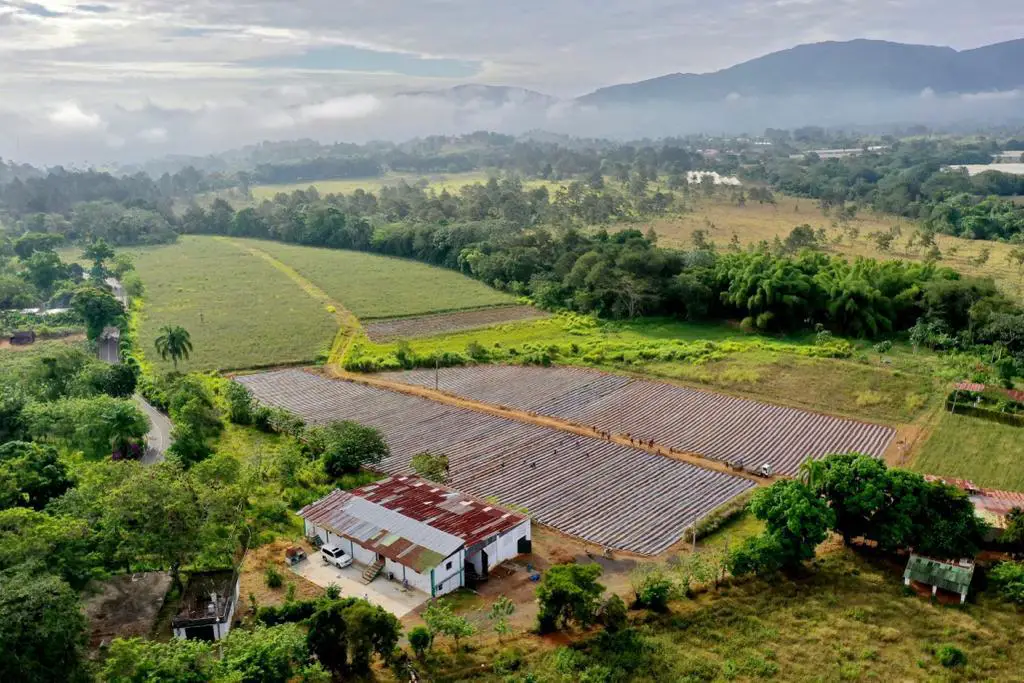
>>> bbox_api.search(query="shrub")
[631,570,674,612]
[600,594,627,632]
[936,645,966,668]
[265,566,283,589]
[990,561,1024,605]
[493,648,524,675]
[408,626,432,660]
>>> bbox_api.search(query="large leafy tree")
[71,285,125,340]
[0,570,88,683]
[0,508,96,588]
[154,325,193,370]
[811,453,890,544]
[308,421,389,477]
[749,479,835,569]
[306,598,400,677]
[0,441,74,511]
[22,396,148,460]
[536,562,605,633]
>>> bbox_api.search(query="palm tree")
[154,325,193,370]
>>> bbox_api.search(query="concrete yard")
[289,557,428,618]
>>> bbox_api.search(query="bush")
[936,645,967,668]
[265,566,283,589]
[256,599,319,626]
[600,594,628,632]
[224,382,254,425]
[408,625,431,660]
[631,570,673,612]
[989,561,1024,605]
[493,648,524,675]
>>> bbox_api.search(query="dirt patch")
[362,306,549,342]
[83,572,172,648]
[239,539,325,617]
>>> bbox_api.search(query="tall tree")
[0,571,88,683]
[154,325,193,370]
[71,285,125,341]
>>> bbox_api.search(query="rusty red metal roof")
[298,477,528,572]
[925,475,1024,528]
[351,476,528,548]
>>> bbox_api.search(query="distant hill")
[578,39,1024,105]
[401,84,558,108]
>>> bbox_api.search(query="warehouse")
[299,476,531,597]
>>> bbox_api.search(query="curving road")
[136,396,172,464]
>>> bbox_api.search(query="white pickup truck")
[320,543,353,569]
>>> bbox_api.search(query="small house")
[10,330,35,345]
[171,570,239,641]
[299,476,531,597]
[903,554,974,604]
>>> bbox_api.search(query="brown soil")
[239,539,325,618]
[82,572,172,648]
[362,306,549,342]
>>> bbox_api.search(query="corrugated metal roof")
[925,475,1024,528]
[299,477,529,572]
[298,489,462,573]
[351,476,528,548]
[953,382,986,393]
[904,554,974,595]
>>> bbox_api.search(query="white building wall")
[494,520,531,564]
[430,549,465,597]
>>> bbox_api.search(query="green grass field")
[132,236,338,372]
[352,314,944,424]
[234,239,515,320]
[418,547,1024,682]
[911,411,1024,490]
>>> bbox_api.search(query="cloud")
[0,0,1022,163]
[48,101,103,129]
[137,126,168,142]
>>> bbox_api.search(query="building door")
[186,625,217,642]
[481,548,489,576]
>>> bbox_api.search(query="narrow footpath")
[219,238,363,364]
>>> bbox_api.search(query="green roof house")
[903,554,974,604]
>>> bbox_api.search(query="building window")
[446,562,452,570]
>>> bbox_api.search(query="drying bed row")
[237,369,756,555]
[378,365,896,475]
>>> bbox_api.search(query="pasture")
[910,411,1024,490]
[237,369,756,555]
[248,171,560,201]
[132,236,338,372]
[379,365,895,476]
[649,195,1024,296]
[233,239,515,319]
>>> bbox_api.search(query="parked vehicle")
[320,544,353,569]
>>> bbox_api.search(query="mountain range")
[410,38,1024,107]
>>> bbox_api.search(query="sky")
[1,0,1022,165]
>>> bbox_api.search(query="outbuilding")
[171,570,239,641]
[903,554,974,604]
[299,476,531,598]
[9,330,35,345]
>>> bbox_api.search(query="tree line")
[756,139,1024,241]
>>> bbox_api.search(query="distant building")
[903,554,974,604]
[299,476,531,597]
[171,570,239,641]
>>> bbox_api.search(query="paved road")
[98,337,120,364]
[136,396,173,464]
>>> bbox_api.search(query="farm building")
[299,476,531,597]
[171,570,239,641]
[903,555,974,604]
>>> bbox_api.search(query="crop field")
[649,195,1024,296]
[362,305,549,341]
[132,237,338,371]
[379,365,896,476]
[236,369,756,555]
[232,239,515,319]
